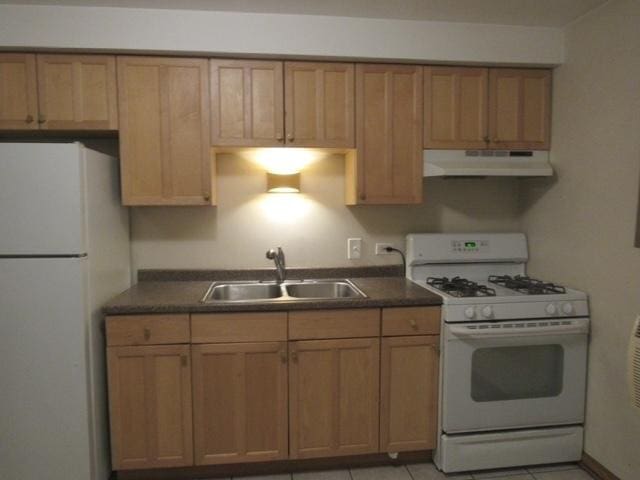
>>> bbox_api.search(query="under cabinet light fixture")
[267,172,300,193]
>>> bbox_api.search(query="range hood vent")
[424,150,553,177]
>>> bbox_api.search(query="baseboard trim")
[116,450,432,480]
[580,453,620,480]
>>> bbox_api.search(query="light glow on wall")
[256,192,313,224]
[250,148,320,174]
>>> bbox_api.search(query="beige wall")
[0,4,564,65]
[520,1,640,478]
[131,153,521,273]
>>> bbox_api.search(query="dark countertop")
[102,277,442,315]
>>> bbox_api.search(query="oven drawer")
[438,426,583,473]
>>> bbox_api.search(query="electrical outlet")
[375,243,393,255]
[348,238,362,260]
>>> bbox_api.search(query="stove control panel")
[446,300,589,322]
[451,239,490,253]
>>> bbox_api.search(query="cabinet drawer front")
[289,309,379,340]
[382,307,440,336]
[106,314,190,346]
[191,312,287,343]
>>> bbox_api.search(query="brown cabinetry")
[192,341,289,465]
[284,62,355,148]
[106,306,440,473]
[210,59,354,148]
[36,54,117,130]
[117,56,213,206]
[489,68,551,150]
[106,344,194,470]
[424,66,551,150]
[210,59,284,147]
[0,53,38,129]
[380,335,439,452]
[347,64,423,205]
[289,337,380,459]
[424,66,488,149]
[0,53,117,131]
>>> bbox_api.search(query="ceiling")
[0,0,607,27]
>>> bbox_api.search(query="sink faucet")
[266,247,286,283]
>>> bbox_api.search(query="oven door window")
[471,345,564,402]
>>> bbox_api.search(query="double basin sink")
[201,279,367,303]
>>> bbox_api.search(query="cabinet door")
[380,336,439,453]
[192,342,288,465]
[117,56,213,205]
[489,68,551,150]
[424,66,488,149]
[107,345,193,470]
[210,59,284,147]
[348,64,423,205]
[284,62,354,148]
[36,54,117,130]
[289,338,380,459]
[0,53,38,130]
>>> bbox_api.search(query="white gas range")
[406,233,590,473]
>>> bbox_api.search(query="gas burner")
[427,276,496,298]
[488,275,566,295]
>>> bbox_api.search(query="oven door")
[442,318,589,433]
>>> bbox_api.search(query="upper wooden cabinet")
[0,53,117,131]
[489,68,551,150]
[424,66,551,150]
[210,59,355,148]
[347,64,423,205]
[210,59,284,147]
[0,53,38,130]
[117,56,213,206]
[424,66,488,149]
[284,62,355,148]
[36,54,118,130]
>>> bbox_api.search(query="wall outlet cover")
[348,238,362,260]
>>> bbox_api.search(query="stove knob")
[464,307,475,319]
[562,303,574,315]
[481,306,493,318]
[546,303,557,315]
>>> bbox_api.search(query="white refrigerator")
[0,143,131,480]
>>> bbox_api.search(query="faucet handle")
[266,248,276,260]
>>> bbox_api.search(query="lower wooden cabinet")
[288,338,380,459]
[106,345,193,470]
[191,342,289,465]
[106,308,440,472]
[380,335,440,452]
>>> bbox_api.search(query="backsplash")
[130,153,521,274]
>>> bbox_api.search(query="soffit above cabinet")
[2,0,607,27]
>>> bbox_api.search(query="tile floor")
[228,462,594,480]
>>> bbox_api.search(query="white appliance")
[406,233,589,473]
[0,143,130,480]
[424,150,553,177]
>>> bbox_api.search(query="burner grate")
[427,276,496,297]
[488,275,566,295]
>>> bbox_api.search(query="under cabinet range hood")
[424,150,553,177]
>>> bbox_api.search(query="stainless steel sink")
[285,281,365,299]
[204,282,284,302]
[201,279,366,303]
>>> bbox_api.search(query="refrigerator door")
[0,257,93,480]
[0,143,86,255]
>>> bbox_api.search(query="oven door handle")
[448,323,589,338]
